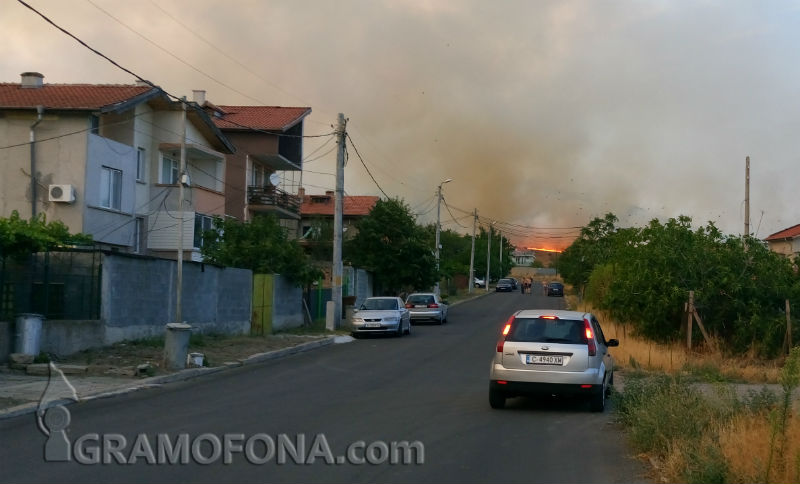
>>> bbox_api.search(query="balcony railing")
[247,186,301,214]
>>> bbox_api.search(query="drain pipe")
[30,105,44,219]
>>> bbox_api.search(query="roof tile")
[0,83,154,110]
[211,105,311,131]
[300,194,378,217]
[765,224,800,241]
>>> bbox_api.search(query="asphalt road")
[0,285,650,483]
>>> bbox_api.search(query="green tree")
[346,198,436,294]
[570,213,800,355]
[0,210,92,261]
[200,214,322,286]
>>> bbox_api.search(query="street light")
[434,178,453,296]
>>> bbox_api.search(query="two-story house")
[196,90,311,237]
[0,72,234,260]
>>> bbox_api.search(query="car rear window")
[498,279,512,284]
[362,299,398,310]
[407,295,434,305]
[508,317,586,344]
[550,283,563,288]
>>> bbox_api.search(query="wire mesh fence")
[0,250,101,321]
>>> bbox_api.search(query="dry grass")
[570,298,783,383]
[719,413,800,483]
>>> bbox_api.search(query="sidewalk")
[0,335,343,420]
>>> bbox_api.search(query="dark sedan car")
[547,282,564,297]
[495,278,514,292]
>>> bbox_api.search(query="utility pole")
[498,231,503,277]
[468,209,477,293]
[434,178,452,296]
[486,227,491,292]
[176,97,187,325]
[330,113,346,330]
[744,156,750,238]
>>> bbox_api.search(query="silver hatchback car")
[489,309,618,412]
[405,293,448,324]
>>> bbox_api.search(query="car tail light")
[541,315,558,320]
[497,315,515,352]
[405,303,413,308]
[427,303,439,308]
[584,318,596,356]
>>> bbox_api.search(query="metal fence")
[0,250,102,321]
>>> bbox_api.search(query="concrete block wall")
[271,275,303,331]
[102,253,252,344]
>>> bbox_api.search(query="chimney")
[135,79,150,87]
[192,90,206,105]
[325,190,334,198]
[20,72,44,88]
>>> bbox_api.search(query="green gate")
[252,274,274,335]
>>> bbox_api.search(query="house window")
[193,213,215,248]
[160,154,179,184]
[89,115,99,134]
[99,166,122,210]
[136,147,146,182]
[251,165,262,187]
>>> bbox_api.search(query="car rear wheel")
[396,322,403,337]
[590,378,606,412]
[489,388,506,409]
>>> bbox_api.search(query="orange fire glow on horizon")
[526,247,563,253]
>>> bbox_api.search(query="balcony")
[247,186,301,219]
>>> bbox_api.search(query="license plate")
[364,322,382,328]
[525,354,563,365]
[414,305,426,308]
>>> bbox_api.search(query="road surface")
[0,285,650,483]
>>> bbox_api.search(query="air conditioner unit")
[48,184,76,203]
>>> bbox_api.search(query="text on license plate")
[364,322,382,328]
[525,354,563,365]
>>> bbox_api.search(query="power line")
[18,0,333,142]
[86,0,277,108]
[144,0,329,126]
[442,197,468,229]
[346,132,389,199]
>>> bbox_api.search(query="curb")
[0,336,336,421]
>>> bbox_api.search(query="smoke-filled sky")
[3,0,800,250]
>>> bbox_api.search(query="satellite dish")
[268,173,280,186]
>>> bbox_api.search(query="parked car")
[405,293,448,324]
[546,282,564,297]
[474,277,486,288]
[351,297,411,337]
[495,278,514,292]
[509,278,519,290]
[489,309,618,412]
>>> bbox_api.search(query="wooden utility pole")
[176,97,187,325]
[468,209,477,293]
[786,299,792,354]
[486,222,493,292]
[330,113,346,330]
[686,290,715,351]
[745,156,750,238]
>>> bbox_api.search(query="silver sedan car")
[489,309,618,412]
[350,297,411,337]
[405,293,448,325]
